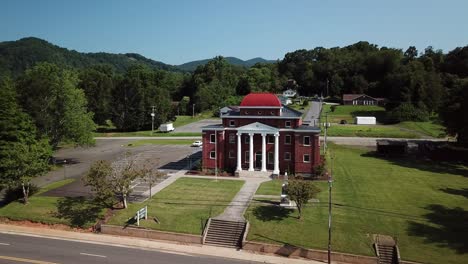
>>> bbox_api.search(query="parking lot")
[174,119,221,133]
[41,139,202,200]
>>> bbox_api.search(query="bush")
[302,100,309,106]
[388,103,430,122]
[330,105,337,112]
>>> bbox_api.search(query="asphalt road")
[302,100,322,127]
[0,233,258,264]
[174,119,221,133]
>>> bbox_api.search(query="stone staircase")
[375,235,400,264]
[203,218,247,248]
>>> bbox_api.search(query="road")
[302,100,322,127]
[0,233,257,264]
[174,119,221,133]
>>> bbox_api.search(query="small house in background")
[355,116,376,125]
[219,106,239,117]
[342,94,385,106]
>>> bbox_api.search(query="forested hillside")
[0,37,180,77]
[177,56,275,72]
[0,37,467,145]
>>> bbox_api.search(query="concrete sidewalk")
[0,224,324,264]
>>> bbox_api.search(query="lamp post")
[324,112,330,153]
[151,106,155,134]
[327,170,333,264]
[63,159,67,180]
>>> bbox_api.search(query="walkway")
[215,176,270,221]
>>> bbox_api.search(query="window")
[244,135,249,144]
[229,151,235,159]
[268,152,274,164]
[229,134,235,144]
[285,121,291,128]
[245,111,249,115]
[267,135,274,144]
[303,154,310,163]
[270,111,275,115]
[210,151,216,159]
[285,135,291,145]
[210,134,216,143]
[284,152,291,161]
[303,136,310,146]
[245,151,250,163]
[257,111,262,115]
[229,120,235,127]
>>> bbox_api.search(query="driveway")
[174,119,221,133]
[303,100,322,127]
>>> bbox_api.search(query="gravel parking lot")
[40,139,202,199]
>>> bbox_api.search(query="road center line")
[0,255,58,264]
[0,243,10,245]
[80,253,107,258]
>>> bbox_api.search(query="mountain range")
[0,37,275,77]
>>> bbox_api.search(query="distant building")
[278,95,292,105]
[283,89,297,98]
[202,93,321,176]
[342,94,385,106]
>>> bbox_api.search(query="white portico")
[235,122,280,175]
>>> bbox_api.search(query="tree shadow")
[407,204,468,254]
[440,187,468,199]
[361,151,468,177]
[252,205,294,222]
[54,197,103,228]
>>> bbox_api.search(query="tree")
[285,178,321,220]
[16,62,96,148]
[141,160,166,199]
[439,77,468,146]
[83,160,114,207]
[0,78,51,204]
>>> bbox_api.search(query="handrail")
[241,221,250,248]
[202,218,212,245]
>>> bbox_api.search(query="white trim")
[229,120,235,127]
[210,134,215,143]
[285,121,291,128]
[210,151,216,159]
[303,136,310,146]
[303,154,310,163]
[238,106,282,109]
[222,115,300,120]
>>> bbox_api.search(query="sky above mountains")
[2,0,467,65]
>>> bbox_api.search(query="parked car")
[191,141,202,147]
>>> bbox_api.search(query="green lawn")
[396,121,446,138]
[246,144,468,264]
[321,104,386,124]
[323,124,421,138]
[128,139,196,147]
[94,131,202,137]
[256,180,284,196]
[107,178,244,235]
[0,179,106,228]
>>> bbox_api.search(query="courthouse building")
[201,93,321,176]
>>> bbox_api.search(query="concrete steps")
[238,170,272,178]
[377,244,398,264]
[204,219,246,248]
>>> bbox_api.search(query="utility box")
[159,123,174,132]
[355,116,376,125]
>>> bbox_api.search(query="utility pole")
[324,112,328,153]
[63,159,67,180]
[192,104,195,118]
[326,78,329,98]
[327,155,334,264]
[151,106,156,134]
[215,131,218,182]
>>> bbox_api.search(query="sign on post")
[134,206,148,226]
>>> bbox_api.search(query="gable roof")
[237,122,279,134]
[342,94,380,101]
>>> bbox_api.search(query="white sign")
[134,206,148,226]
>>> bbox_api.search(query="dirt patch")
[0,217,93,232]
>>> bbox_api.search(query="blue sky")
[1,0,467,65]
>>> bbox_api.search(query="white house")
[282,89,297,98]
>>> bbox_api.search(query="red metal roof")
[342,94,365,101]
[240,93,282,107]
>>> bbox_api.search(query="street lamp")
[151,106,155,134]
[63,159,67,180]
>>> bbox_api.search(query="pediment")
[237,122,279,134]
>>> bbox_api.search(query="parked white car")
[191,141,203,147]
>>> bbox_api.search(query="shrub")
[330,105,337,112]
[388,102,430,122]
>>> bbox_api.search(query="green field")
[323,124,421,138]
[107,178,244,235]
[94,131,201,137]
[321,104,386,123]
[396,121,446,138]
[246,144,468,264]
[0,179,106,228]
[127,139,196,147]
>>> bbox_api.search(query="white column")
[273,133,280,175]
[248,133,254,171]
[261,133,267,172]
[236,133,242,172]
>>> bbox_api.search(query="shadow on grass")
[361,151,468,177]
[54,197,103,228]
[250,234,315,258]
[440,187,468,199]
[407,204,468,254]
[252,205,294,222]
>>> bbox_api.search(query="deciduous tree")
[286,178,320,220]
